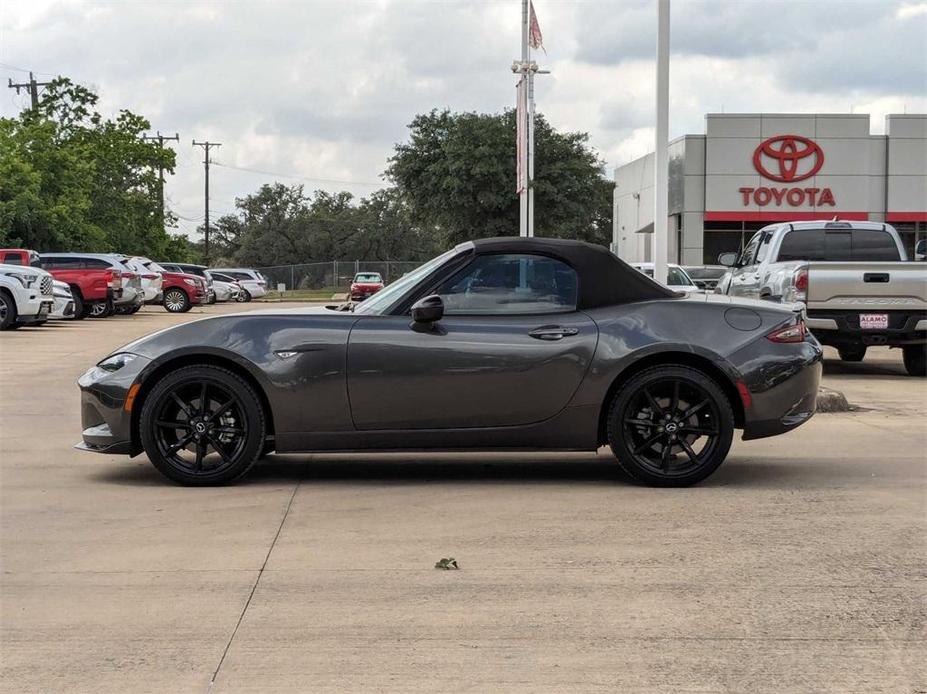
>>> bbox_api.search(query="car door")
[728,232,763,299]
[346,253,599,430]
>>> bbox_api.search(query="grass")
[256,288,345,302]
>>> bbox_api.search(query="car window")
[849,230,900,261]
[2,252,23,265]
[83,258,113,269]
[667,267,691,286]
[435,254,578,315]
[739,232,762,266]
[355,273,382,283]
[755,232,773,263]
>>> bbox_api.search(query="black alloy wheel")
[0,289,15,330]
[140,365,266,485]
[163,288,190,313]
[607,365,734,487]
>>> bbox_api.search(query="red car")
[350,272,385,301]
[158,269,207,312]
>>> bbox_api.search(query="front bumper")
[76,354,151,456]
[738,337,823,441]
[16,296,54,324]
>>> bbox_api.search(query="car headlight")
[184,278,196,286]
[79,353,139,386]
[4,271,38,288]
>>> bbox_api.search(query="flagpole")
[527,53,535,238]
[653,0,670,285]
[519,0,529,238]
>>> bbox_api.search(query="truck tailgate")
[807,262,927,313]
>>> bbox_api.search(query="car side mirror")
[717,252,739,267]
[411,294,444,324]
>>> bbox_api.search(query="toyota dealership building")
[613,113,927,265]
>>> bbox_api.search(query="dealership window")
[435,254,578,315]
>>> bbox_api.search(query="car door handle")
[529,326,579,340]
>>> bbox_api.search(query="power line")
[211,161,386,188]
[192,139,221,264]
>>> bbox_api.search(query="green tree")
[387,109,614,247]
[0,77,181,257]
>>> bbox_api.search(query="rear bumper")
[806,309,927,347]
[739,338,823,441]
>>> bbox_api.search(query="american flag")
[529,1,544,52]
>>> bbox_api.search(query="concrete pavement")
[1,305,925,692]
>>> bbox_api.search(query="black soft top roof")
[467,237,675,308]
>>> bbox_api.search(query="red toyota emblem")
[752,135,824,183]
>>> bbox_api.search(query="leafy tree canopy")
[0,78,191,259]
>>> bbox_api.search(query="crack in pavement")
[206,477,302,693]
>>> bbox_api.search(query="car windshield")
[353,248,462,315]
[355,273,382,283]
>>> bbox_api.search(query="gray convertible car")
[77,238,822,486]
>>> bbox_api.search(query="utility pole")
[7,72,53,110]
[652,0,670,286]
[141,131,179,229]
[512,0,548,238]
[192,139,221,264]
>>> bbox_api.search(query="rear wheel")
[236,289,251,303]
[903,345,926,377]
[88,299,113,318]
[607,365,735,487]
[837,345,867,362]
[163,288,190,313]
[0,289,16,330]
[139,365,266,485]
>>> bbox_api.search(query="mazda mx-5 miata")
[77,238,822,487]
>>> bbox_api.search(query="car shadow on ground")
[821,357,908,378]
[89,451,799,489]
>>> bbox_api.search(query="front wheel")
[0,289,16,330]
[838,345,867,362]
[163,288,190,313]
[903,345,926,377]
[606,365,735,487]
[139,365,266,485]
[236,289,251,303]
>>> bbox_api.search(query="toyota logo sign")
[752,135,824,183]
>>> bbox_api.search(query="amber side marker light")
[124,383,141,412]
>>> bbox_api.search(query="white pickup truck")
[716,220,927,376]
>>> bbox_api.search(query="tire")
[903,345,926,377]
[88,299,114,319]
[606,365,735,487]
[837,345,867,362]
[0,289,16,330]
[236,289,251,303]
[163,288,190,313]
[129,304,142,314]
[139,365,266,485]
[70,289,86,320]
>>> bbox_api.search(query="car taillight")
[106,269,121,288]
[792,267,808,302]
[766,319,807,344]
[257,280,266,286]
[142,273,159,280]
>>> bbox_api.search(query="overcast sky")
[2,0,926,239]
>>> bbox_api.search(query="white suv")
[0,263,54,329]
[208,268,268,301]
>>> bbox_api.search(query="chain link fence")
[256,260,422,294]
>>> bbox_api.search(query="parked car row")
[0,247,268,330]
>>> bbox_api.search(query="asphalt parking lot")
[1,304,925,693]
